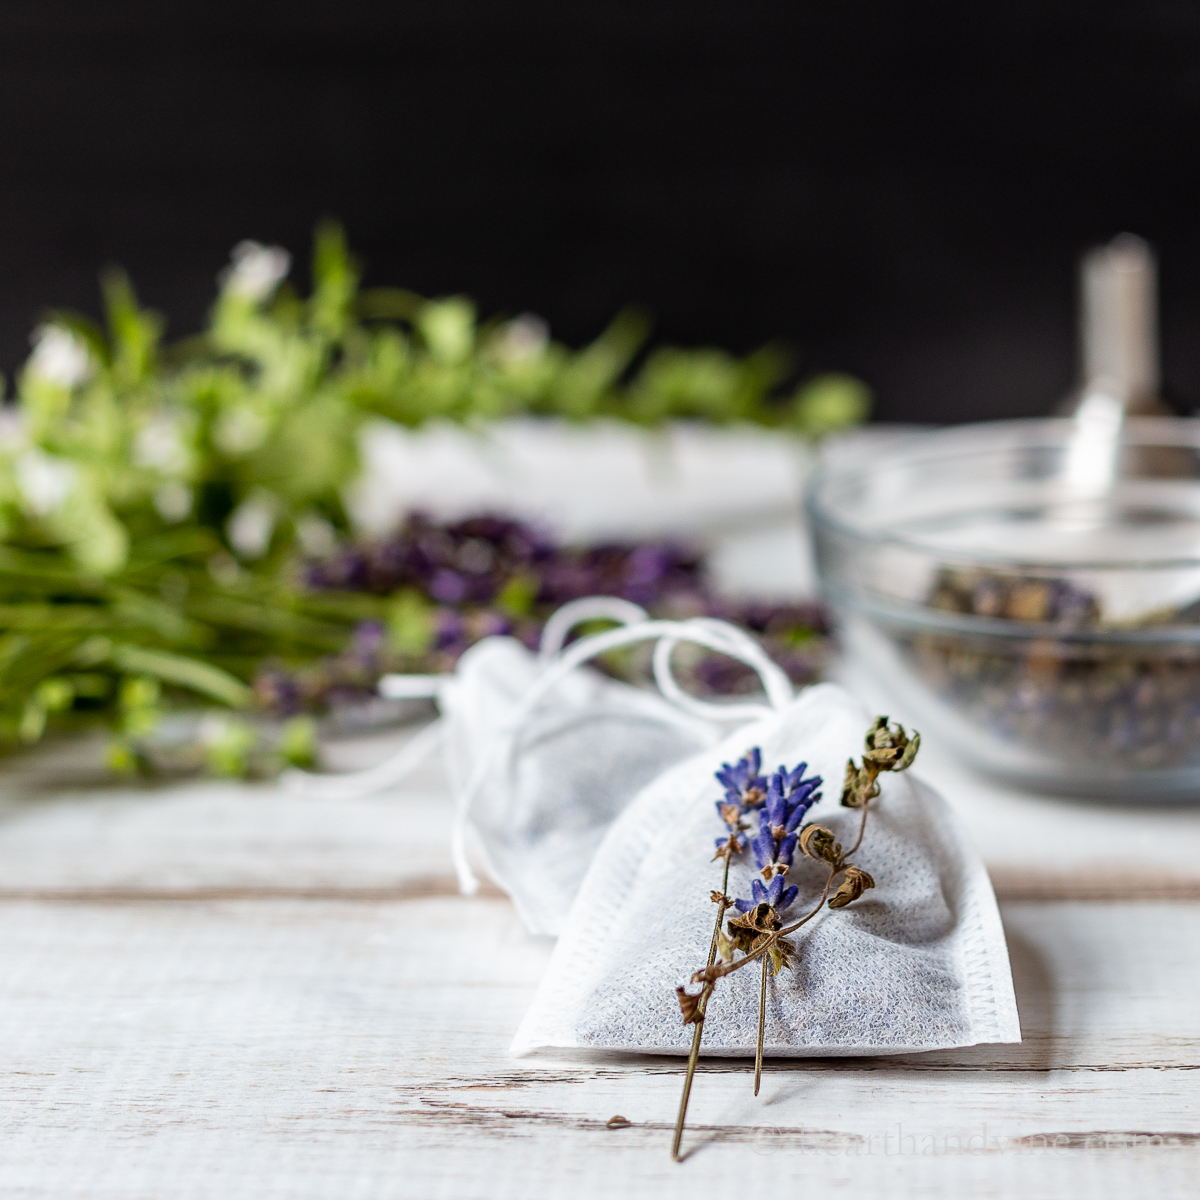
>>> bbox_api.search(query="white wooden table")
[1,723,1199,1199]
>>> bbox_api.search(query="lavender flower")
[712,749,767,858]
[726,760,822,955]
[746,763,822,879]
[715,748,767,807]
[733,874,799,916]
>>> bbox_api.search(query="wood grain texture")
[0,725,453,894]
[3,721,1200,901]
[2,722,1200,1196]
[0,893,1198,1198]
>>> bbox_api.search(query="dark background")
[2,1,1199,422]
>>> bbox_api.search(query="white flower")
[213,406,270,456]
[493,313,550,365]
[226,490,279,559]
[220,240,291,302]
[0,406,27,452]
[153,481,193,523]
[27,325,92,388]
[134,416,190,475]
[295,513,336,558]
[15,449,77,515]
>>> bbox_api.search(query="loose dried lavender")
[908,566,1200,770]
[671,717,919,1161]
[257,513,830,714]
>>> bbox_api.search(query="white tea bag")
[290,599,796,937]
[438,607,796,935]
[512,682,1020,1055]
[438,632,711,933]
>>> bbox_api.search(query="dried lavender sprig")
[673,752,816,1159]
[670,719,920,1161]
[672,750,760,1162]
[733,763,818,1094]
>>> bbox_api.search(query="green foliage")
[201,716,260,778]
[277,715,319,770]
[790,373,872,436]
[0,224,869,768]
[386,590,436,657]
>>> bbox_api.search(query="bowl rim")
[808,415,1200,573]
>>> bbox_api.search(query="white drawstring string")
[281,697,446,801]
[448,615,793,895]
[651,619,792,722]
[284,601,650,803]
[537,596,649,661]
[283,596,797,899]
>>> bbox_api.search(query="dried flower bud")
[726,923,760,955]
[828,865,875,909]
[767,940,796,975]
[711,833,744,860]
[716,929,735,963]
[676,985,705,1024]
[710,890,730,906]
[895,730,920,772]
[799,823,841,865]
[727,901,782,953]
[863,717,920,772]
[718,802,743,829]
[840,760,881,809]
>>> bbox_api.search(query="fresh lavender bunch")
[302,512,702,609]
[671,717,920,1162]
[262,513,830,717]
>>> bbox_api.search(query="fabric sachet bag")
[290,598,795,936]
[512,681,1020,1055]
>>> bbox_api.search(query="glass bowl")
[808,417,1200,799]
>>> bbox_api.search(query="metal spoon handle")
[1077,233,1161,414]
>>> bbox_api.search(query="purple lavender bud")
[472,608,512,639]
[776,831,798,867]
[750,825,776,871]
[430,569,467,604]
[433,608,466,652]
[714,747,765,801]
[765,773,786,827]
[353,620,385,662]
[783,782,822,831]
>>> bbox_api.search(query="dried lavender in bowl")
[903,567,1200,771]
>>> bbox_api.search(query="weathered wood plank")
[0,726,452,894]
[3,721,1200,902]
[0,895,1196,1198]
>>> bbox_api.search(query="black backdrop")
[2,1,1199,422]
